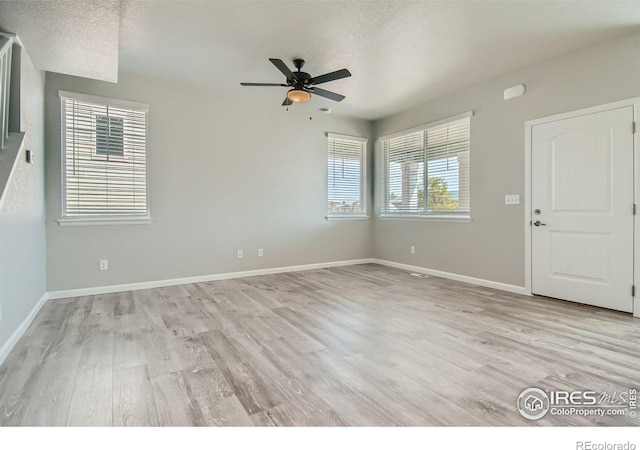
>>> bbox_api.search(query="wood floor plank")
[0,298,93,426]
[151,371,197,426]
[199,329,283,415]
[172,335,217,373]
[258,314,326,353]
[225,328,347,426]
[142,329,183,378]
[255,402,346,427]
[21,301,73,348]
[272,306,360,358]
[0,343,52,426]
[0,264,638,426]
[19,346,82,426]
[192,395,255,426]
[67,363,113,426]
[180,367,233,400]
[113,365,159,426]
[132,288,167,330]
[113,313,147,371]
[159,294,212,338]
[181,370,252,426]
[114,291,136,317]
[250,410,278,426]
[77,294,115,368]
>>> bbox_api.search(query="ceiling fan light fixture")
[287,88,311,103]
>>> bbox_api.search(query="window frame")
[58,90,151,226]
[326,132,369,219]
[378,111,473,221]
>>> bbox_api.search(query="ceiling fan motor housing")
[291,59,312,88]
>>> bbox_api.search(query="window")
[379,112,472,218]
[59,91,149,222]
[327,133,368,217]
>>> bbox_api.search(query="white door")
[531,106,634,312]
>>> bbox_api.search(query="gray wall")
[0,49,46,348]
[45,72,373,292]
[373,32,640,287]
[43,32,640,293]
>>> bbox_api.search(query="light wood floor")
[0,264,638,426]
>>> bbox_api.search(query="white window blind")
[60,91,149,219]
[379,112,471,217]
[327,133,368,216]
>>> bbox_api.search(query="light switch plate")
[505,194,520,205]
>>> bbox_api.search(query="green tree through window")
[417,177,458,211]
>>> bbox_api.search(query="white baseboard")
[47,258,376,300]
[634,298,639,318]
[46,257,527,301]
[0,292,48,367]
[372,259,528,296]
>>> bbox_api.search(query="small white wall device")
[504,84,526,101]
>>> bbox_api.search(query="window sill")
[325,215,370,221]
[378,214,472,223]
[57,217,153,227]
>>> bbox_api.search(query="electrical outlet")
[410,246,416,254]
[99,259,108,271]
[258,248,264,257]
[237,250,243,259]
[505,194,520,205]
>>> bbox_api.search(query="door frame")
[523,97,640,317]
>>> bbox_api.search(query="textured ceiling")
[2,1,640,119]
[0,0,120,82]
[119,1,640,119]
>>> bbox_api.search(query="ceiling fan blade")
[310,87,345,102]
[282,96,293,106]
[269,58,297,82]
[240,82,288,86]
[310,68,351,85]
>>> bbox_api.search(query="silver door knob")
[533,220,547,227]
